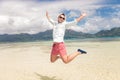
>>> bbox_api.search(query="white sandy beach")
[0,40,120,80]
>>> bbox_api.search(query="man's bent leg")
[50,54,60,63]
[60,52,80,64]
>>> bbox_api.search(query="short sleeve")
[65,19,77,27]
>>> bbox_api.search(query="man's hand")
[81,13,87,17]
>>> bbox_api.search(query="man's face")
[58,15,65,23]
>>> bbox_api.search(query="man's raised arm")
[76,13,87,22]
[46,11,50,20]
[46,11,55,25]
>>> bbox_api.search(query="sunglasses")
[59,16,65,20]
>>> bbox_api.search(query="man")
[46,11,87,64]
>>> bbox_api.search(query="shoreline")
[0,37,120,44]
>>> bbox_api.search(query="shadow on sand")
[35,72,62,80]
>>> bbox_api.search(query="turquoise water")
[65,37,120,42]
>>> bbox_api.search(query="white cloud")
[74,15,120,33]
[0,0,119,34]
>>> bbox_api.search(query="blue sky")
[102,0,120,4]
[0,0,119,34]
[38,0,120,4]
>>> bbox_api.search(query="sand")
[0,40,120,80]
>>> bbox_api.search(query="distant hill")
[0,27,120,42]
[65,29,95,39]
[0,30,53,42]
[95,27,120,37]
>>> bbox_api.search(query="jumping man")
[46,11,87,64]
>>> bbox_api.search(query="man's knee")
[50,58,56,63]
[51,61,55,63]
[62,58,69,64]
